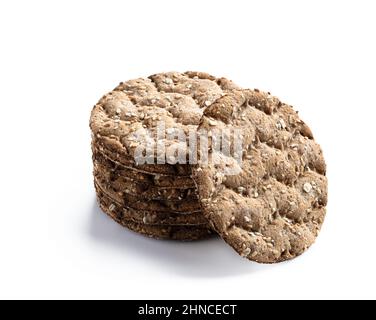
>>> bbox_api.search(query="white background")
[0,0,375,300]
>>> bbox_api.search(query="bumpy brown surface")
[97,191,213,241]
[95,183,208,226]
[90,71,240,176]
[193,89,328,263]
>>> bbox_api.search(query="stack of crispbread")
[90,71,328,263]
[90,71,238,240]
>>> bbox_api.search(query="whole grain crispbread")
[90,71,328,256]
[193,89,328,263]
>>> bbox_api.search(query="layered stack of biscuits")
[92,146,212,240]
[90,71,328,263]
[90,72,238,241]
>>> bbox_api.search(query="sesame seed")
[238,187,246,193]
[277,119,286,130]
[303,182,313,193]
[241,248,251,257]
[164,78,173,85]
